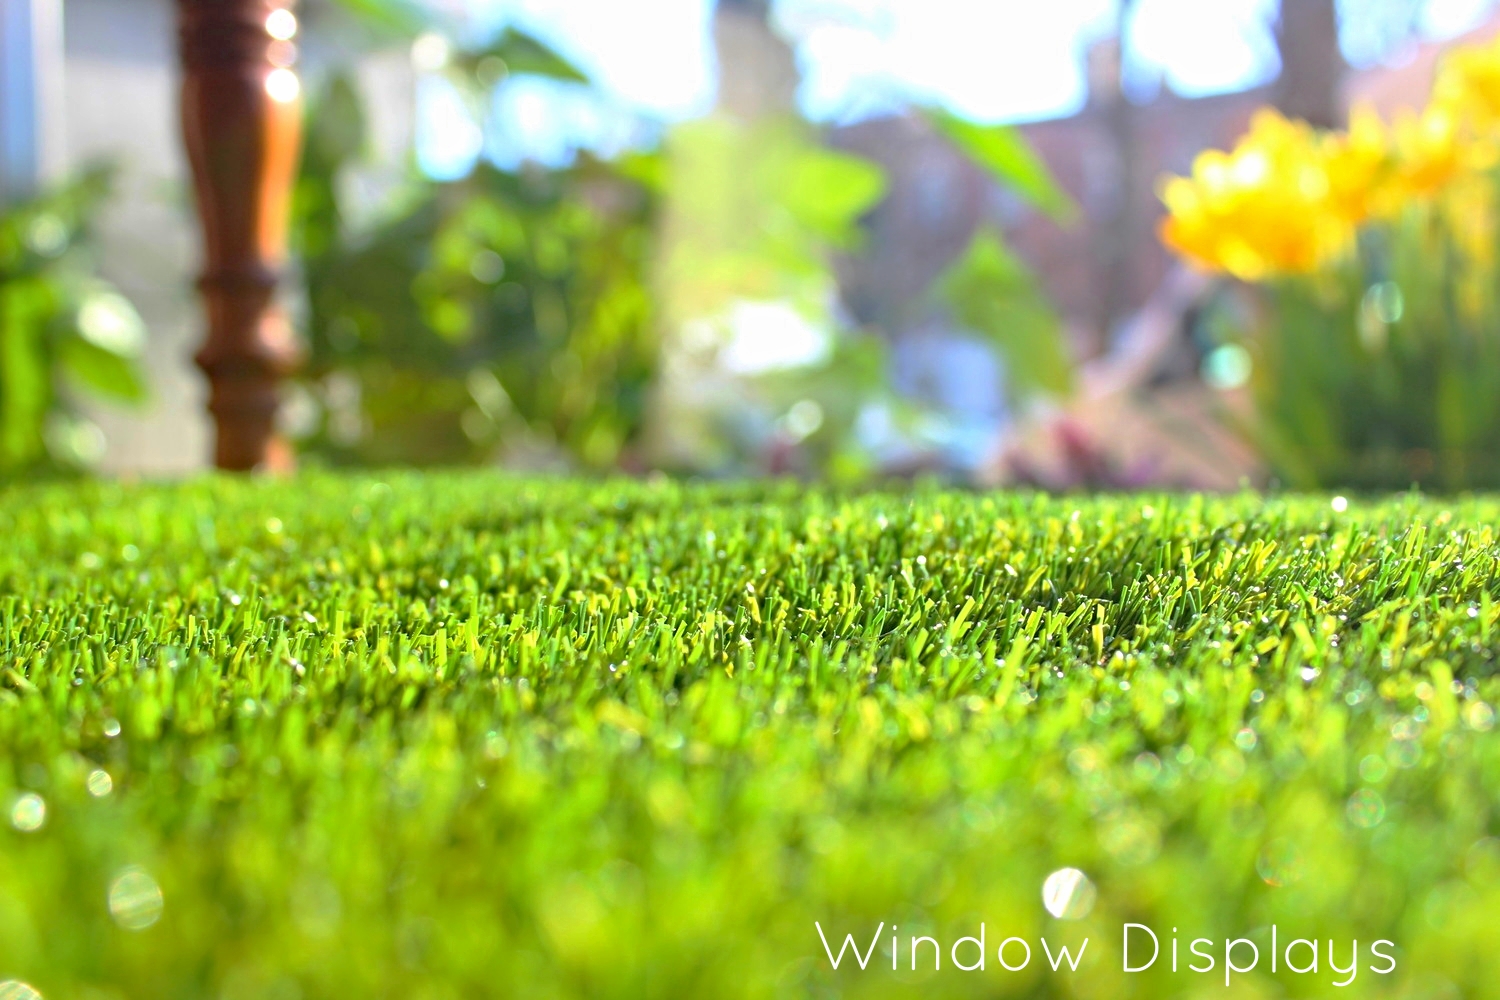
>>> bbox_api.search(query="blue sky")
[422,0,1499,176]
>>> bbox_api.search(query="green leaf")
[614,150,668,194]
[924,108,1075,222]
[309,72,368,169]
[0,282,52,468]
[331,0,429,40]
[658,116,888,327]
[781,147,887,249]
[468,29,589,84]
[936,227,1073,401]
[76,288,147,359]
[58,335,148,405]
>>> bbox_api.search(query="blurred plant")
[649,105,1077,479]
[645,112,893,476]
[1005,417,1167,491]
[300,1,1076,481]
[0,167,147,477]
[936,228,1073,406]
[922,109,1076,405]
[292,23,657,470]
[925,107,1076,222]
[1160,35,1500,489]
[654,115,885,334]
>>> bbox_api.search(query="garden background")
[5,2,1500,999]
[10,0,1500,491]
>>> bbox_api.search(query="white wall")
[65,0,206,474]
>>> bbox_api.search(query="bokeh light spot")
[10,793,45,833]
[108,867,164,930]
[1042,867,1096,919]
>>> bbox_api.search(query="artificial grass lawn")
[1,475,1498,999]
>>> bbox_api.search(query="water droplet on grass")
[9,794,44,832]
[1257,839,1303,886]
[1359,754,1389,783]
[0,980,42,1000]
[108,866,163,930]
[1347,788,1386,829]
[86,770,113,797]
[1388,737,1422,769]
[1066,747,1099,775]
[1042,867,1096,919]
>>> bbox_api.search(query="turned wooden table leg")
[177,0,304,472]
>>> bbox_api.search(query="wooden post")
[177,0,303,472]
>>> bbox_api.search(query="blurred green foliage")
[652,108,1076,476]
[1240,210,1500,491]
[937,228,1074,404]
[298,3,1076,478]
[921,111,1077,408]
[645,113,895,475]
[293,25,657,470]
[654,115,886,329]
[0,477,1498,997]
[924,108,1076,224]
[0,168,147,477]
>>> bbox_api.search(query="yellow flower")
[1388,104,1469,203]
[1321,104,1393,223]
[1159,110,1353,280]
[1434,35,1500,130]
[1160,29,1500,283]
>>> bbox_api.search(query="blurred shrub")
[644,111,894,476]
[1161,37,1500,490]
[923,108,1076,407]
[0,167,148,477]
[300,3,1076,479]
[938,229,1073,406]
[654,115,887,328]
[293,25,657,471]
